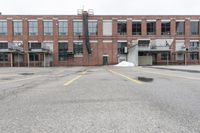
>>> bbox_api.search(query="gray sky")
[0,0,200,15]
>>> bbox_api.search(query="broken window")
[13,21,23,36]
[190,21,199,35]
[43,21,53,36]
[176,22,184,35]
[147,22,156,35]
[58,42,68,61]
[161,22,170,35]
[74,42,83,55]
[118,42,127,54]
[117,21,127,35]
[132,22,141,35]
[0,21,7,36]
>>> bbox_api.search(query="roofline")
[1,14,200,17]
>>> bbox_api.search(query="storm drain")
[137,77,154,82]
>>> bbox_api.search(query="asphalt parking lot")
[0,66,200,133]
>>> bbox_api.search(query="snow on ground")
[114,61,135,67]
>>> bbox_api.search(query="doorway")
[103,56,109,65]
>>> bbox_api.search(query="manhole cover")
[19,73,34,76]
[138,77,154,82]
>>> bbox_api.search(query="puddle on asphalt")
[137,77,154,82]
[1,78,13,80]
[19,73,34,76]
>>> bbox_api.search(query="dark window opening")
[147,22,156,35]
[161,22,170,35]
[74,42,83,55]
[0,42,8,49]
[190,52,199,60]
[161,52,170,60]
[29,53,39,61]
[132,22,141,35]
[58,42,68,61]
[0,53,8,61]
[138,40,150,47]
[29,43,41,49]
[118,42,127,54]
[117,21,127,35]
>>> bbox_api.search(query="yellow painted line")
[135,68,200,81]
[109,70,142,84]
[64,71,87,86]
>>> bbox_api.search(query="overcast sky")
[0,0,200,15]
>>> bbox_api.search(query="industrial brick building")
[0,10,200,67]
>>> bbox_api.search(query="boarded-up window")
[103,20,112,36]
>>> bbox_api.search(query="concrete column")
[10,53,13,67]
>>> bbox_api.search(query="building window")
[118,42,127,54]
[0,21,7,36]
[103,20,112,36]
[189,41,199,51]
[161,21,170,35]
[88,21,97,36]
[176,22,184,35]
[161,52,170,60]
[43,21,53,36]
[190,52,199,60]
[0,42,8,49]
[0,53,8,61]
[147,22,156,35]
[117,21,127,35]
[29,53,39,61]
[73,21,83,36]
[58,42,68,61]
[58,21,68,36]
[74,42,83,55]
[28,21,38,36]
[132,22,141,35]
[29,42,41,49]
[13,21,23,36]
[190,21,199,35]
[138,40,150,47]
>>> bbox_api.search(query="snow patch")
[114,61,135,67]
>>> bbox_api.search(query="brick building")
[0,10,200,67]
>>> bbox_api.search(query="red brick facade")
[1,13,200,66]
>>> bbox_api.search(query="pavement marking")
[64,71,87,86]
[135,68,200,81]
[108,70,142,84]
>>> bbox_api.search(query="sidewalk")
[144,65,200,73]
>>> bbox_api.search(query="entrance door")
[103,56,108,65]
